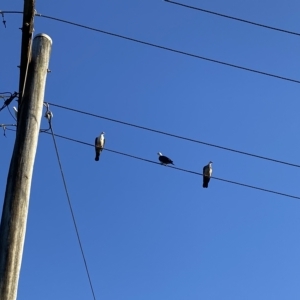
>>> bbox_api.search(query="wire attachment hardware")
[40,102,54,133]
[0,124,17,137]
[0,92,18,112]
[0,11,6,28]
[44,102,53,121]
[34,9,41,17]
[1,124,7,136]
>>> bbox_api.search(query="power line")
[0,92,18,112]
[33,13,300,84]
[3,10,300,84]
[47,102,300,170]
[41,131,300,201]
[48,120,96,300]
[164,0,300,37]
[0,11,23,15]
[5,126,300,199]
[6,106,16,121]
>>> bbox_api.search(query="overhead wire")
[47,116,97,300]
[164,0,300,37]
[2,10,300,198]
[4,8,300,38]
[32,13,300,84]
[20,39,32,102]
[1,10,6,28]
[40,131,300,201]
[0,124,16,137]
[0,11,23,15]
[47,102,300,169]
[3,119,300,199]
[1,5,299,291]
[0,92,18,112]
[2,10,300,83]
[6,106,16,121]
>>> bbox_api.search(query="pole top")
[34,33,52,45]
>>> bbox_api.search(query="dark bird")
[158,152,174,165]
[203,161,213,188]
[95,132,105,161]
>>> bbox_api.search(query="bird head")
[157,152,163,156]
[101,132,105,135]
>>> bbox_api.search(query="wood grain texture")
[0,34,52,300]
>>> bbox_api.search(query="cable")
[3,10,300,83]
[20,39,32,101]
[6,125,300,199]
[0,11,23,15]
[47,102,300,169]
[41,131,300,201]
[0,92,18,112]
[48,120,96,300]
[0,124,16,137]
[4,7,300,38]
[6,106,16,121]
[31,13,300,84]
[164,0,300,37]
[1,10,6,28]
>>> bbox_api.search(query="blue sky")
[1,0,300,299]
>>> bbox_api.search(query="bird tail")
[203,176,210,188]
[95,153,100,161]
[203,179,209,188]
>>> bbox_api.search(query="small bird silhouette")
[95,132,105,161]
[157,152,174,165]
[203,161,213,188]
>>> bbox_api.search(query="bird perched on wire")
[95,132,105,161]
[203,161,213,188]
[157,152,174,165]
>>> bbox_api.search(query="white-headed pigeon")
[158,152,174,165]
[203,161,213,188]
[95,132,105,161]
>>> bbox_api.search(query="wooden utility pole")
[0,33,52,300]
[18,0,35,106]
